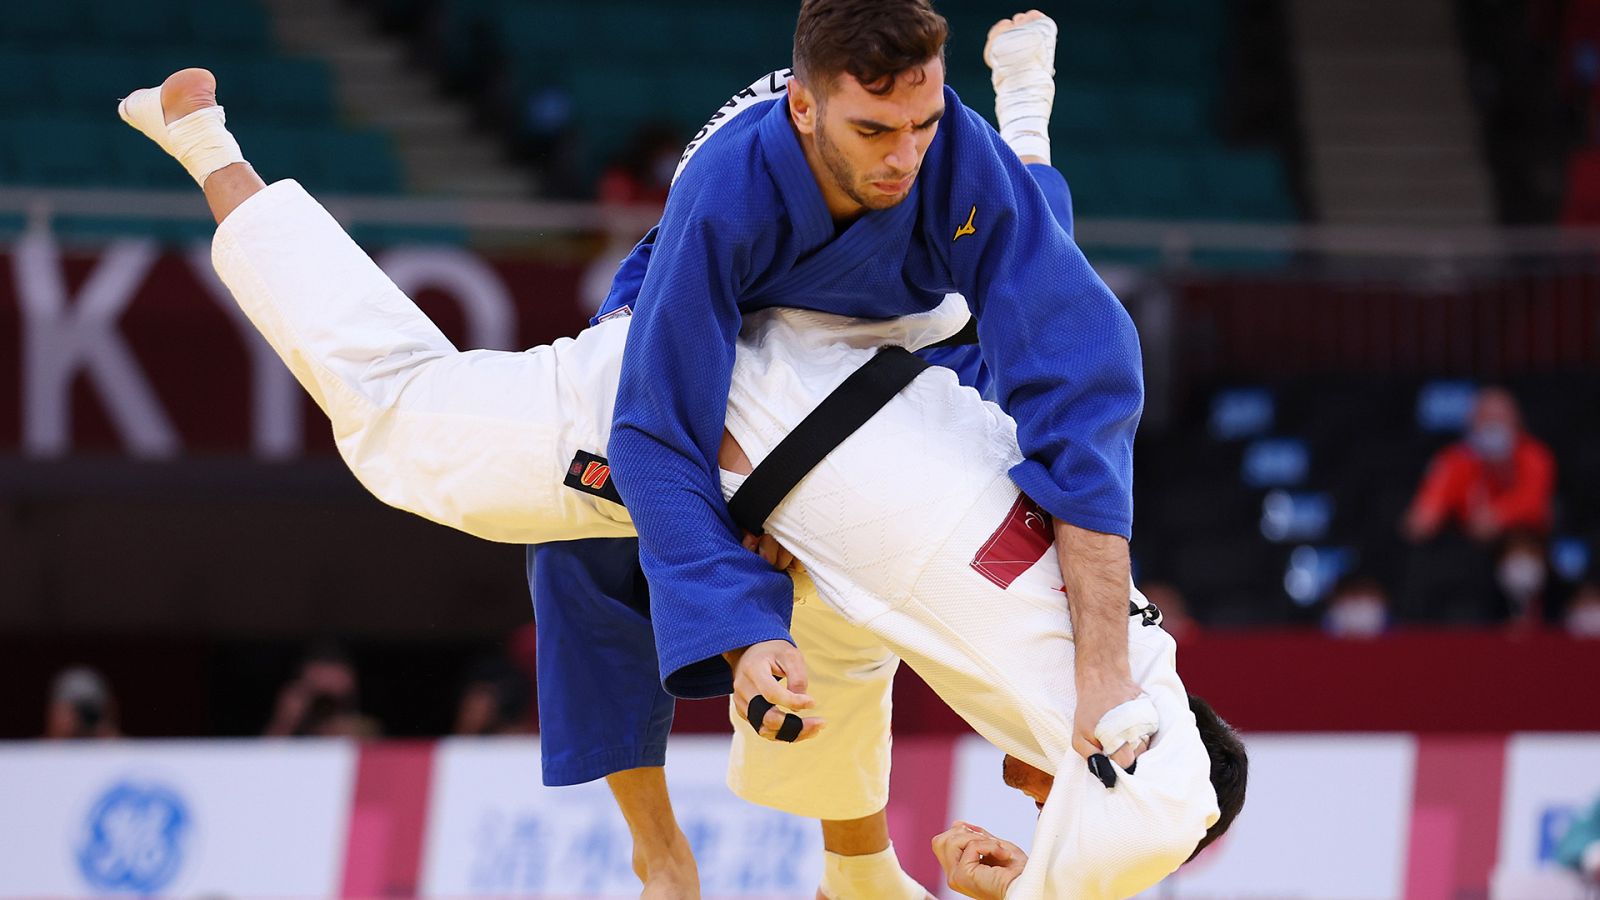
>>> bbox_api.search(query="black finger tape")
[776,712,804,743]
[746,695,775,734]
[1087,753,1117,788]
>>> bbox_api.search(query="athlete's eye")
[858,130,885,139]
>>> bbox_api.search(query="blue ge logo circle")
[76,781,191,893]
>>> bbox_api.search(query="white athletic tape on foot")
[820,844,927,900]
[987,17,1057,164]
[1094,696,1159,759]
[118,87,245,188]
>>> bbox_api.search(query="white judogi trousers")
[213,181,1218,898]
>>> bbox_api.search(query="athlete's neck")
[790,114,867,225]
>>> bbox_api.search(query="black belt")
[727,346,930,536]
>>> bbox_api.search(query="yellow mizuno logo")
[953,205,977,242]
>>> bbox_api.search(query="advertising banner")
[944,734,1418,900]
[419,736,823,898]
[1492,734,1600,899]
[0,739,355,897]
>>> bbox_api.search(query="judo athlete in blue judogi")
[533,5,1147,897]
[529,51,1076,895]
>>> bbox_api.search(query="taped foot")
[118,68,245,187]
[818,844,930,899]
[985,14,1057,163]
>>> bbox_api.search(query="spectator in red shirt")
[1405,387,1556,544]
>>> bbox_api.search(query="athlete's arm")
[606,166,796,699]
[940,99,1146,761]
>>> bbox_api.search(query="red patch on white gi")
[970,495,1053,589]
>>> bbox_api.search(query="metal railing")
[10,184,1600,263]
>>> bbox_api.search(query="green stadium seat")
[230,124,319,185]
[699,9,795,73]
[184,0,272,52]
[1136,30,1221,80]
[1053,85,1118,141]
[946,76,993,124]
[1130,0,1228,34]
[0,213,27,240]
[317,130,404,194]
[665,69,764,126]
[1200,149,1296,221]
[1121,85,1211,142]
[1107,146,1204,219]
[238,58,336,121]
[1056,26,1134,81]
[0,52,52,117]
[88,0,185,48]
[112,129,192,190]
[1048,0,1146,28]
[0,0,89,48]
[9,117,118,187]
[1055,147,1119,217]
[48,52,146,115]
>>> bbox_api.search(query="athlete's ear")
[788,77,819,135]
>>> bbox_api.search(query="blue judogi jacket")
[584,88,1136,697]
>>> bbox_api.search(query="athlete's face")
[791,58,946,215]
[1002,754,1054,811]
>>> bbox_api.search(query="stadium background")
[1,0,1599,896]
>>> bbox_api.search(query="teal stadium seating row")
[1,0,410,224]
[1,0,270,50]
[0,115,402,194]
[0,52,334,123]
[424,0,1295,223]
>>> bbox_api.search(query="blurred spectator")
[1140,581,1199,643]
[1321,576,1390,639]
[1399,388,1556,623]
[580,122,686,313]
[596,122,682,208]
[1565,581,1600,637]
[44,666,120,740]
[1495,531,1553,627]
[1404,387,1556,544]
[454,655,534,736]
[264,642,380,738]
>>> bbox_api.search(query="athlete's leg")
[121,70,633,545]
[606,767,699,899]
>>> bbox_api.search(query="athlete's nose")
[884,130,918,174]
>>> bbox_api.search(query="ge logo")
[76,781,190,893]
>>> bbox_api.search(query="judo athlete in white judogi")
[120,76,1246,900]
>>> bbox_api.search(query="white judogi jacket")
[212,180,1220,898]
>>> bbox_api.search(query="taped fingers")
[746,694,774,733]
[744,693,815,743]
[775,713,804,742]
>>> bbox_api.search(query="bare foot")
[159,67,219,124]
[632,841,700,900]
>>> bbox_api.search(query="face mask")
[1469,423,1515,462]
[1567,604,1600,637]
[1326,596,1385,637]
[1497,553,1547,601]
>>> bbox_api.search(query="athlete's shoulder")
[673,68,792,188]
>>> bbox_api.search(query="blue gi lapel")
[759,101,833,251]
[755,99,924,310]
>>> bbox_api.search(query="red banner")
[0,236,593,458]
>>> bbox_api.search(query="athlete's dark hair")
[1188,694,1248,861]
[792,0,948,97]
